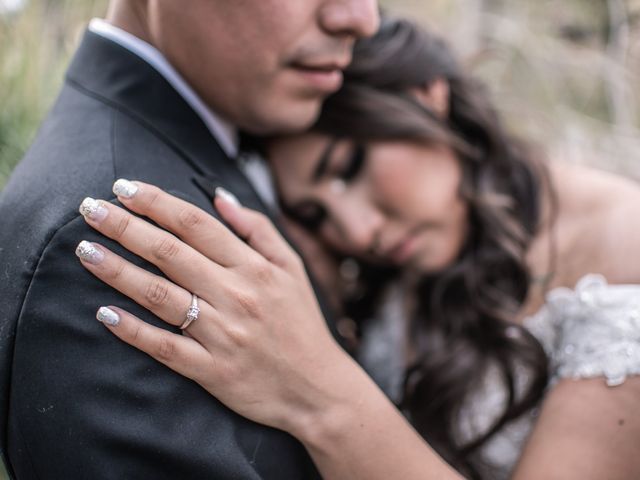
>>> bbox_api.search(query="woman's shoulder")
[549,161,640,284]
[525,274,640,387]
[549,162,640,214]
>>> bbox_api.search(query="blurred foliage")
[0,0,107,189]
[1,0,640,476]
[383,0,640,176]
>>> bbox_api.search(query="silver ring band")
[180,294,200,330]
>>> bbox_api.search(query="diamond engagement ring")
[180,294,200,330]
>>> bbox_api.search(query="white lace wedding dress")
[357,274,640,479]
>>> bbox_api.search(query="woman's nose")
[334,201,384,253]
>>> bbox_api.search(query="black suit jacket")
[0,30,332,479]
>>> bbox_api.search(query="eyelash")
[286,202,328,231]
[287,144,366,231]
[339,143,365,181]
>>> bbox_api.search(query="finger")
[95,305,214,385]
[214,188,298,270]
[75,240,220,344]
[111,180,257,267]
[79,196,227,300]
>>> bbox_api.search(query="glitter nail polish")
[215,187,241,207]
[97,307,120,326]
[75,241,105,265]
[113,179,139,198]
[79,197,109,222]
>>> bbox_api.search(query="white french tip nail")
[215,187,241,207]
[113,179,139,198]
[79,197,109,222]
[97,307,120,326]
[75,241,105,265]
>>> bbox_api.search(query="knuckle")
[224,324,250,349]
[143,187,161,211]
[144,279,171,307]
[177,207,205,231]
[252,260,274,284]
[251,230,270,249]
[254,212,272,233]
[232,288,262,317]
[112,214,132,240]
[131,324,143,343]
[156,333,176,362]
[107,259,127,281]
[151,236,181,262]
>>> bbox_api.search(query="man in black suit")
[0,1,379,477]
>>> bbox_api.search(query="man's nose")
[320,0,380,39]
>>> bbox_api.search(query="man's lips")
[289,59,349,92]
[292,58,350,70]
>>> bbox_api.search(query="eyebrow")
[312,139,340,183]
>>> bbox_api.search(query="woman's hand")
[75,180,356,436]
[76,180,465,480]
[279,214,343,311]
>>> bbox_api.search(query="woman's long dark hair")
[313,18,551,479]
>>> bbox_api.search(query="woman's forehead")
[268,134,330,179]
[269,134,338,170]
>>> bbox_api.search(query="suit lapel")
[67,30,226,178]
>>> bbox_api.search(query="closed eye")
[339,143,365,181]
[282,201,328,231]
[283,142,365,232]
[313,141,366,184]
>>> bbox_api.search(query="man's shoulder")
[0,84,214,335]
[2,84,201,237]
[0,86,112,256]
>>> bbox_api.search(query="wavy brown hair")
[311,18,552,479]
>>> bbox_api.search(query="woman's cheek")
[370,159,416,208]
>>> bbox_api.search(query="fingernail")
[75,240,105,265]
[79,197,109,222]
[113,179,139,198]
[97,307,120,326]
[215,187,241,207]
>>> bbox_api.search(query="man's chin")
[242,101,323,136]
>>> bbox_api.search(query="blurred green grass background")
[0,0,107,189]
[1,0,639,477]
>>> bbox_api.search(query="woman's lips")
[385,228,425,265]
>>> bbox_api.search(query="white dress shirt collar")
[89,18,239,158]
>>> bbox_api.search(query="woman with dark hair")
[75,18,640,479]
